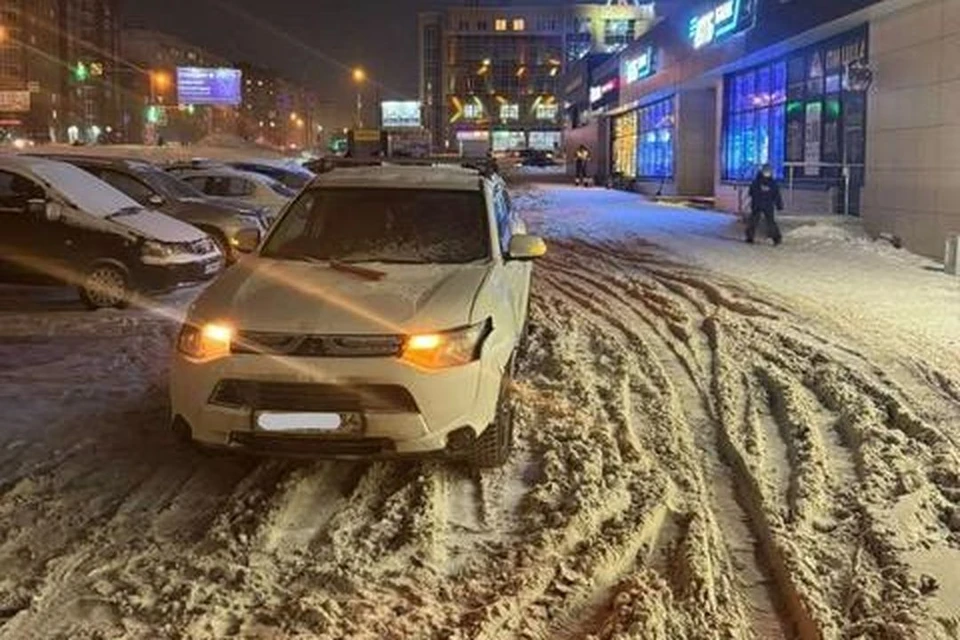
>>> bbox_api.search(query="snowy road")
[1,185,959,639]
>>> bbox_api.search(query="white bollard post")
[946,236,960,276]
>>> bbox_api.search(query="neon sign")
[589,78,618,106]
[625,47,655,83]
[690,0,752,49]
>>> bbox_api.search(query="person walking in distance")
[747,163,784,245]
[575,144,591,187]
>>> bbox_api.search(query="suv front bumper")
[170,353,504,457]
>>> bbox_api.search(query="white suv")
[170,164,545,467]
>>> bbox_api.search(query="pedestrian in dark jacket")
[747,163,784,245]
[575,145,591,186]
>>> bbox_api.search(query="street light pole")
[352,67,366,130]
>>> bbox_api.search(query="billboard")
[381,101,421,129]
[0,91,31,112]
[176,67,242,106]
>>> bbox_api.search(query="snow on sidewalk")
[521,184,960,361]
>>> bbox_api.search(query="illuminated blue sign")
[176,67,242,106]
[689,0,753,49]
[625,47,655,84]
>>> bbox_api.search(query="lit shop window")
[464,102,484,119]
[636,97,675,179]
[535,103,558,120]
[495,19,507,31]
[512,18,525,31]
[500,103,519,121]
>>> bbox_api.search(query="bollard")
[946,235,960,276]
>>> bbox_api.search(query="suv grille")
[210,380,419,413]
[232,332,403,357]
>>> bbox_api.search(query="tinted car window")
[0,171,44,209]
[96,169,156,205]
[262,188,489,264]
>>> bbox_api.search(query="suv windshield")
[262,188,489,264]
[138,167,204,200]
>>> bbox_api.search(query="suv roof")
[311,164,493,192]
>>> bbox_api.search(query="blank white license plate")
[203,261,221,275]
[255,412,358,433]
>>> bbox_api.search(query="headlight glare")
[402,321,490,369]
[178,321,234,360]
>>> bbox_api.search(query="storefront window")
[612,111,637,177]
[492,130,526,151]
[529,131,561,150]
[636,97,674,179]
[723,26,867,182]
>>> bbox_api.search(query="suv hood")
[192,259,492,334]
[113,209,206,243]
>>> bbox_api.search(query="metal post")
[788,164,795,209]
[356,91,363,130]
[842,142,850,217]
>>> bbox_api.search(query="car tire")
[470,366,515,469]
[79,263,130,310]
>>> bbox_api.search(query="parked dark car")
[0,155,223,309]
[31,155,265,262]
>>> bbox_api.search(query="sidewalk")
[521,184,960,361]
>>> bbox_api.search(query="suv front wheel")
[470,368,515,469]
[79,262,130,310]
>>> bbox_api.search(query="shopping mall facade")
[563,0,960,258]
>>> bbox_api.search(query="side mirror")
[148,194,165,207]
[507,234,547,261]
[44,202,64,222]
[233,228,261,254]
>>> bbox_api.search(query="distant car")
[34,155,265,262]
[169,167,296,220]
[227,159,314,190]
[519,150,558,167]
[170,163,546,468]
[0,156,222,309]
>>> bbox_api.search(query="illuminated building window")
[636,97,675,179]
[500,103,519,121]
[535,103,557,120]
[464,102,483,119]
[512,18,525,31]
[495,19,507,31]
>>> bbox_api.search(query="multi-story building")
[572,0,960,260]
[121,28,237,144]
[419,1,655,153]
[0,0,120,144]
[238,64,329,151]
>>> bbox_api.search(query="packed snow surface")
[0,184,958,639]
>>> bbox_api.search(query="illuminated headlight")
[401,320,491,369]
[141,240,178,260]
[177,321,234,360]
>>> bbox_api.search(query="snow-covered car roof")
[1,154,142,218]
[311,165,488,192]
[174,166,284,186]
[231,157,314,176]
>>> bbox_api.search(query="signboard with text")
[176,67,242,106]
[625,47,655,83]
[381,101,421,129]
[0,91,31,112]
[689,0,755,49]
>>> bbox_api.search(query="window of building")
[464,101,483,119]
[723,26,867,183]
[500,103,519,121]
[512,18,525,31]
[529,131,561,150]
[477,21,488,31]
[612,111,637,178]
[495,18,507,31]
[535,103,558,121]
[603,19,636,49]
[636,97,675,179]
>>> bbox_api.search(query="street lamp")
[352,66,366,129]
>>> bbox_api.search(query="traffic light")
[146,105,161,124]
[74,62,88,82]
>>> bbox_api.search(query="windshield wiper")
[330,259,386,281]
[106,206,141,219]
[268,254,386,281]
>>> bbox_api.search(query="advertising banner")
[381,101,421,129]
[176,67,242,106]
[0,91,31,112]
